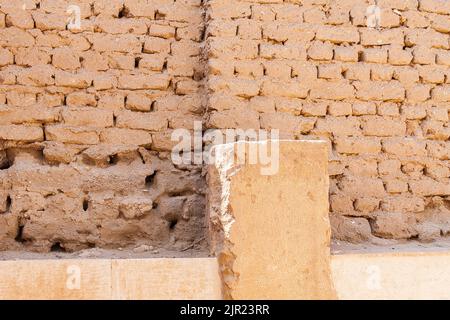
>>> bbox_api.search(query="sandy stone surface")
[207,141,336,299]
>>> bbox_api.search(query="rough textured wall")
[0,0,207,252]
[205,0,449,243]
[0,0,449,251]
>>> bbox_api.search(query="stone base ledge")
[0,258,222,300]
[1,252,450,299]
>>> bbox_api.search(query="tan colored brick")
[100,128,152,146]
[208,0,251,19]
[355,81,405,101]
[301,102,328,117]
[360,29,404,46]
[405,29,449,49]
[96,18,148,35]
[263,22,315,42]
[0,125,43,142]
[328,102,352,116]
[55,71,92,88]
[263,61,292,80]
[330,194,354,213]
[126,93,153,112]
[5,9,34,29]
[32,12,66,31]
[249,96,276,114]
[117,74,170,90]
[406,84,431,102]
[352,102,377,116]
[92,34,142,53]
[62,108,113,128]
[234,60,264,78]
[0,106,59,125]
[0,27,34,47]
[413,46,436,65]
[382,138,427,156]
[371,65,395,81]
[362,48,388,64]
[66,92,97,108]
[362,117,406,137]
[260,113,316,135]
[237,20,261,40]
[318,64,342,80]
[344,64,371,81]
[310,80,355,100]
[316,26,359,44]
[208,109,260,130]
[210,77,260,98]
[45,125,99,145]
[378,159,402,177]
[334,137,382,154]
[420,0,450,15]
[15,48,51,67]
[432,85,450,101]
[208,38,258,59]
[139,54,165,72]
[388,47,413,66]
[307,41,333,61]
[17,66,55,87]
[315,116,361,136]
[354,197,380,214]
[115,110,168,132]
[260,43,307,60]
[409,178,450,196]
[380,196,425,213]
[385,179,409,194]
[150,24,176,39]
[52,48,81,71]
[338,176,386,198]
[261,79,308,99]
[0,48,14,67]
[334,46,359,62]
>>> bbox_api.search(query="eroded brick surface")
[0,0,207,252]
[205,0,449,243]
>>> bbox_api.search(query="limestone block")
[0,259,111,299]
[207,140,336,300]
[111,258,222,300]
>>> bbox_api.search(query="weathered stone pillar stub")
[207,140,336,300]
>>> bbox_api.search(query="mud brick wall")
[0,0,207,252]
[0,0,449,251]
[205,0,449,243]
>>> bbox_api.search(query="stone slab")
[207,140,336,299]
[111,258,222,300]
[0,259,111,300]
[332,251,450,300]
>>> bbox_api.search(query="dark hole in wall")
[82,199,89,212]
[15,224,24,243]
[145,171,157,188]
[5,195,11,212]
[108,154,119,165]
[0,160,11,170]
[118,5,130,18]
[50,242,66,252]
[135,57,142,68]
[169,219,178,230]
[0,153,11,170]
